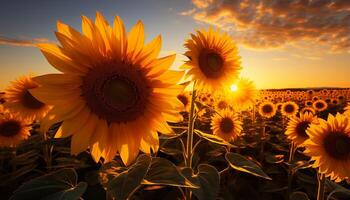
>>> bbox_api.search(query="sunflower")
[304,113,350,182]
[30,12,184,165]
[300,107,316,115]
[0,113,31,148]
[258,101,276,118]
[211,109,242,142]
[182,27,241,93]
[312,99,328,112]
[281,101,299,117]
[285,112,318,146]
[230,77,257,110]
[305,100,313,107]
[4,75,51,121]
[215,99,229,111]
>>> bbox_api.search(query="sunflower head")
[4,75,51,121]
[230,77,257,110]
[285,112,318,146]
[210,109,242,142]
[281,101,299,117]
[182,27,241,93]
[305,100,313,107]
[30,12,184,165]
[258,101,276,118]
[0,113,31,148]
[304,113,350,182]
[313,99,328,112]
[215,99,229,111]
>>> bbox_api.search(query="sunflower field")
[1,12,350,200]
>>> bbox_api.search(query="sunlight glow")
[231,84,238,92]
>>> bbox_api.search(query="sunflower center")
[284,104,294,113]
[22,90,45,109]
[220,117,234,134]
[323,132,350,160]
[82,63,151,123]
[0,120,22,137]
[295,121,310,138]
[315,102,324,109]
[199,50,224,78]
[177,94,188,106]
[262,105,273,113]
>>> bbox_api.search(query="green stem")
[317,173,326,200]
[185,84,197,200]
[287,142,296,200]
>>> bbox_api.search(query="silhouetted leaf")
[194,130,234,147]
[225,152,272,180]
[290,191,310,200]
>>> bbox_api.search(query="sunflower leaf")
[194,129,234,147]
[106,154,151,200]
[290,192,310,200]
[10,168,87,200]
[181,164,220,200]
[143,157,198,188]
[225,152,272,180]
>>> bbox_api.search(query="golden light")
[231,84,238,92]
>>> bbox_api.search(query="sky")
[0,0,350,90]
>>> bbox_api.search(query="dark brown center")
[0,120,22,137]
[284,104,295,113]
[295,121,310,138]
[306,101,312,106]
[23,90,45,109]
[217,101,228,110]
[198,50,224,78]
[81,62,151,123]
[323,132,350,160]
[315,102,325,109]
[220,117,234,134]
[262,104,273,113]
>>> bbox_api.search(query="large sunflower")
[285,112,318,146]
[304,113,350,182]
[258,101,276,118]
[281,101,299,118]
[4,75,51,121]
[230,77,257,110]
[0,113,31,148]
[211,109,242,142]
[30,12,184,165]
[182,27,241,93]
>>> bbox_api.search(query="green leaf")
[225,152,272,180]
[143,157,197,188]
[290,192,310,200]
[181,164,220,200]
[107,154,151,200]
[326,179,350,200]
[10,168,87,200]
[194,130,234,147]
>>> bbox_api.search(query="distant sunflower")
[285,112,318,146]
[0,113,31,148]
[231,78,257,110]
[332,99,339,105]
[313,99,328,112]
[4,76,51,120]
[305,100,313,107]
[30,13,184,165]
[258,101,276,118]
[215,99,229,111]
[281,101,299,117]
[182,27,241,93]
[304,113,350,182]
[312,96,319,101]
[300,107,316,115]
[211,109,242,142]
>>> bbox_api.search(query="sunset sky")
[1,0,350,89]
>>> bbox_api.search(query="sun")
[230,84,238,92]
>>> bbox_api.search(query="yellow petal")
[127,20,144,60]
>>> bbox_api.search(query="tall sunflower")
[281,101,299,118]
[313,99,328,112]
[211,109,242,142]
[182,27,241,93]
[304,113,350,182]
[230,77,257,110]
[258,101,276,118]
[0,113,31,148]
[285,112,318,146]
[4,75,51,121]
[30,12,184,165]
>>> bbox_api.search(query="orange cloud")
[0,36,52,47]
[184,0,350,53]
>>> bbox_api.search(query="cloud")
[183,0,350,53]
[0,36,52,47]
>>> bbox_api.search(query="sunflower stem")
[259,120,266,163]
[287,142,296,200]
[42,131,52,171]
[185,84,197,200]
[317,173,326,200]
